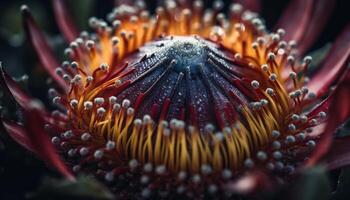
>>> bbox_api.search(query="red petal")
[234,0,261,12]
[52,0,79,43]
[0,66,32,108]
[23,100,75,181]
[297,0,335,54]
[307,24,350,98]
[2,119,38,154]
[306,71,350,167]
[21,5,68,91]
[323,136,350,170]
[0,67,51,118]
[306,96,332,118]
[275,0,313,43]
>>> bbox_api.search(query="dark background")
[0,0,349,199]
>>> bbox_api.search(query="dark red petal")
[323,136,350,170]
[23,100,75,181]
[52,0,79,43]
[306,96,332,119]
[2,119,38,154]
[0,66,32,108]
[275,0,313,43]
[21,5,68,91]
[307,24,350,98]
[306,71,350,167]
[0,67,51,117]
[234,0,261,12]
[297,0,335,54]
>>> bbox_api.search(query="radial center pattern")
[163,36,206,73]
[114,36,250,132]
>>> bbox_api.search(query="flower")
[1,0,349,199]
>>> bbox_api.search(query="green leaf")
[28,175,115,200]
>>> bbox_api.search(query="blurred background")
[0,0,349,199]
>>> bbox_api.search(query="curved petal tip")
[23,100,76,181]
[51,0,79,43]
[0,66,32,108]
[21,4,69,91]
[2,119,37,154]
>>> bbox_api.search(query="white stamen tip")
[303,56,312,64]
[251,80,260,89]
[122,99,131,108]
[81,132,92,141]
[268,52,276,60]
[100,63,109,70]
[257,151,267,160]
[106,141,115,150]
[70,99,78,108]
[94,97,105,105]
[244,158,254,168]
[84,101,93,110]
[269,73,277,81]
[272,130,280,138]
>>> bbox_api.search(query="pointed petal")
[2,119,38,154]
[324,136,350,170]
[23,100,75,181]
[0,66,32,108]
[307,24,350,98]
[306,71,350,167]
[1,66,51,117]
[21,5,68,91]
[275,0,313,42]
[234,0,261,12]
[52,0,79,43]
[297,0,335,54]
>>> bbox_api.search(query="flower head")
[1,0,350,199]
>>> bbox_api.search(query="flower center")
[45,2,324,197]
[163,36,206,73]
[115,36,251,132]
